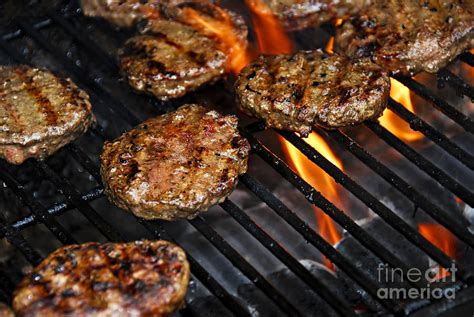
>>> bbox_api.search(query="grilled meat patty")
[0,65,94,165]
[13,240,190,317]
[335,0,474,75]
[118,19,227,100]
[260,0,368,31]
[100,104,250,220]
[81,0,163,27]
[236,50,390,136]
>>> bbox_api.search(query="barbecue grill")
[0,1,473,316]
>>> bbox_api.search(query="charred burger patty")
[118,19,227,101]
[236,50,390,136]
[0,65,94,165]
[335,0,474,75]
[13,240,190,317]
[100,104,250,220]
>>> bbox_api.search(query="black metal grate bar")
[243,131,437,305]
[387,98,474,170]
[188,216,301,316]
[4,187,104,233]
[460,52,474,67]
[365,122,474,207]
[51,14,118,71]
[324,129,473,240]
[136,219,251,317]
[66,145,102,182]
[0,271,14,303]
[437,68,474,101]
[35,161,123,242]
[0,218,42,266]
[394,76,474,133]
[219,199,358,316]
[278,130,474,275]
[239,173,427,291]
[0,163,77,245]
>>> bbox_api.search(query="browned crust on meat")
[335,0,474,75]
[0,65,94,164]
[13,240,190,317]
[100,104,250,220]
[118,19,226,101]
[262,0,368,31]
[236,50,390,136]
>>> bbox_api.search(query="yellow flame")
[182,7,251,74]
[280,132,343,270]
[245,0,293,54]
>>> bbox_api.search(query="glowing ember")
[244,0,293,54]
[379,78,424,142]
[280,132,343,270]
[182,7,251,74]
[418,224,457,279]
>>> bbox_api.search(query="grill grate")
[0,1,473,316]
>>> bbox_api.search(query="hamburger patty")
[118,19,227,100]
[100,104,250,220]
[260,0,368,31]
[0,65,94,165]
[81,0,163,27]
[13,240,190,317]
[235,50,390,136]
[335,0,474,75]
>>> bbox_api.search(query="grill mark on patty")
[298,57,316,116]
[15,68,58,126]
[0,87,25,133]
[153,32,208,67]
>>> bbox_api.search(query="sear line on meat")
[235,49,390,136]
[100,104,250,220]
[0,65,94,165]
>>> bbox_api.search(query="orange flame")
[182,7,251,74]
[325,37,335,54]
[325,19,342,54]
[379,78,424,142]
[418,224,457,279]
[280,132,343,270]
[244,0,293,54]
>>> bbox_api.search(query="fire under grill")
[0,1,473,316]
